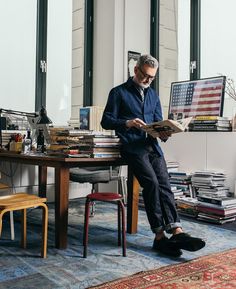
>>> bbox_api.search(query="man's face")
[134,64,158,89]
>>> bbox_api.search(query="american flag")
[168,77,225,118]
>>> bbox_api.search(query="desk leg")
[127,166,139,234]
[55,167,69,249]
[38,166,47,198]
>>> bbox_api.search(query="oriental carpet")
[89,248,236,289]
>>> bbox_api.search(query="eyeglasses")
[138,67,156,81]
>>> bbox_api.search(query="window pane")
[0,0,37,112]
[201,0,236,117]
[46,0,72,126]
[178,0,190,81]
[159,0,190,117]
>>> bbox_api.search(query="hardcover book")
[141,117,192,138]
[197,195,236,206]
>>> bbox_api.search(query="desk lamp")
[36,106,52,124]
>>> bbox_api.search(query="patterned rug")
[89,248,236,289]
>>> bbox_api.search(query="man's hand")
[158,131,172,142]
[126,118,146,129]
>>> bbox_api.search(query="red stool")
[83,192,126,258]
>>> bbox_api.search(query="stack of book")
[189,116,231,131]
[191,170,236,224]
[176,197,199,218]
[78,134,121,158]
[49,127,71,151]
[191,170,227,193]
[196,195,236,224]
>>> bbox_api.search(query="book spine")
[194,116,224,120]
[197,196,222,206]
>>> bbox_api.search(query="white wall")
[72,0,178,121]
[160,132,236,193]
[93,0,150,107]
[93,0,116,106]
[123,0,150,79]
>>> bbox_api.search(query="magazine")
[141,117,192,138]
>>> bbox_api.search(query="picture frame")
[168,76,226,119]
[127,51,141,78]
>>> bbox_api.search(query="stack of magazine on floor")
[191,170,236,224]
[188,116,232,132]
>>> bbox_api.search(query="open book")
[141,117,193,138]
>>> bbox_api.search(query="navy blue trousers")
[121,147,181,234]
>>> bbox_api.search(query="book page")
[141,117,192,138]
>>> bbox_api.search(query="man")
[101,54,205,257]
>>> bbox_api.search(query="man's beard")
[139,82,150,89]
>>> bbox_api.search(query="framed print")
[128,51,141,78]
[168,76,226,119]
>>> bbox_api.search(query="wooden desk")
[0,152,139,249]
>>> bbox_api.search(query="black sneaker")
[169,233,206,252]
[153,236,182,257]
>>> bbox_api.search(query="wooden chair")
[0,193,48,258]
[0,182,14,240]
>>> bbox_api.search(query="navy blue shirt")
[101,78,164,156]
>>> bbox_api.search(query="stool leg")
[119,200,126,257]
[41,203,48,258]
[83,198,90,258]
[21,209,27,249]
[117,202,121,246]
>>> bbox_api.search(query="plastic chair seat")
[0,193,48,258]
[70,167,111,183]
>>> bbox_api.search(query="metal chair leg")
[120,200,126,257]
[117,202,121,246]
[83,198,90,258]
